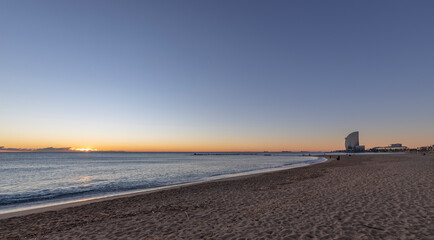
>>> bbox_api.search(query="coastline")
[1,153,432,239]
[0,157,327,219]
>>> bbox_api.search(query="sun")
[74,148,98,152]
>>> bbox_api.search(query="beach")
[1,153,433,239]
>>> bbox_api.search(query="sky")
[1,1,433,152]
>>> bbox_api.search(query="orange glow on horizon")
[1,131,432,153]
[73,148,98,152]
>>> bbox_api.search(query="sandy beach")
[1,153,433,239]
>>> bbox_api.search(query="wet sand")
[1,153,433,239]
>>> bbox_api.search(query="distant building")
[370,144,432,152]
[345,131,365,152]
[371,143,408,152]
[417,145,434,151]
[354,145,365,152]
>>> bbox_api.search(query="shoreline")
[1,153,432,239]
[0,157,327,219]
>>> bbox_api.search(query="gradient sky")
[1,1,433,151]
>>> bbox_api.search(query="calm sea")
[0,152,324,213]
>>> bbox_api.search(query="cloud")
[0,146,75,152]
[33,147,74,152]
[0,146,31,151]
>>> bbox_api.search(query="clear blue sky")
[1,1,433,151]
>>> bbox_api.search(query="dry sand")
[1,153,433,239]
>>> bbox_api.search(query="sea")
[0,152,325,213]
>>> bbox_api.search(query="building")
[371,143,408,152]
[345,131,359,151]
[417,145,434,151]
[345,131,365,152]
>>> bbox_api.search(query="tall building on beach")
[345,131,365,152]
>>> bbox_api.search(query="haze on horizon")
[1,1,433,152]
